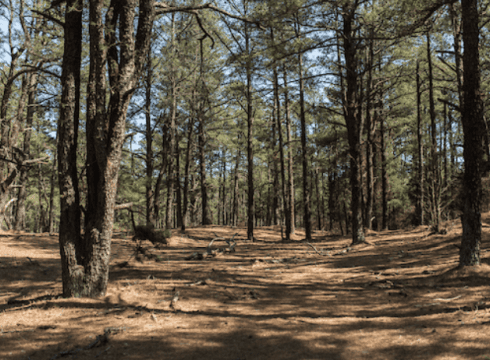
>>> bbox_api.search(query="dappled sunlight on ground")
[1,218,490,359]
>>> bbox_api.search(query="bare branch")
[32,10,65,28]
[155,2,265,29]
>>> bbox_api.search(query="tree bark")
[199,115,211,225]
[245,22,254,241]
[427,32,441,232]
[182,114,195,231]
[342,6,365,244]
[365,32,374,230]
[145,47,155,226]
[59,0,154,298]
[283,69,295,234]
[459,0,483,266]
[58,0,83,297]
[416,59,424,226]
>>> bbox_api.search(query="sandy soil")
[1,216,490,360]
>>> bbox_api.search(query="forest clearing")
[1,1,490,359]
[2,216,490,360]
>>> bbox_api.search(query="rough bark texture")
[342,5,365,244]
[59,0,154,298]
[58,0,83,297]
[15,69,37,230]
[459,0,483,266]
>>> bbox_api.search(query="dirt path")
[1,219,490,360]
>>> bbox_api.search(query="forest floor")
[2,216,490,360]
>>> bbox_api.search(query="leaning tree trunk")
[459,0,483,266]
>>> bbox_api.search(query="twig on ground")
[307,242,329,256]
[434,295,462,301]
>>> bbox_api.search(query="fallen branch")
[306,242,329,256]
[434,295,462,301]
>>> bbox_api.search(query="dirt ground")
[1,216,490,360]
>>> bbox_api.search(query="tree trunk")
[271,37,290,240]
[365,33,374,230]
[15,69,38,230]
[271,112,279,226]
[59,0,154,298]
[298,51,312,241]
[199,116,211,225]
[283,69,295,233]
[182,115,195,231]
[48,136,58,233]
[381,115,388,230]
[175,135,183,228]
[58,0,83,297]
[342,7,365,244]
[427,32,440,232]
[232,141,240,226]
[416,60,424,226]
[245,22,254,241]
[459,0,483,266]
[145,47,155,227]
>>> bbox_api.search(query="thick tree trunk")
[459,0,483,266]
[59,0,154,298]
[15,70,37,230]
[58,0,83,297]
[342,8,365,244]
